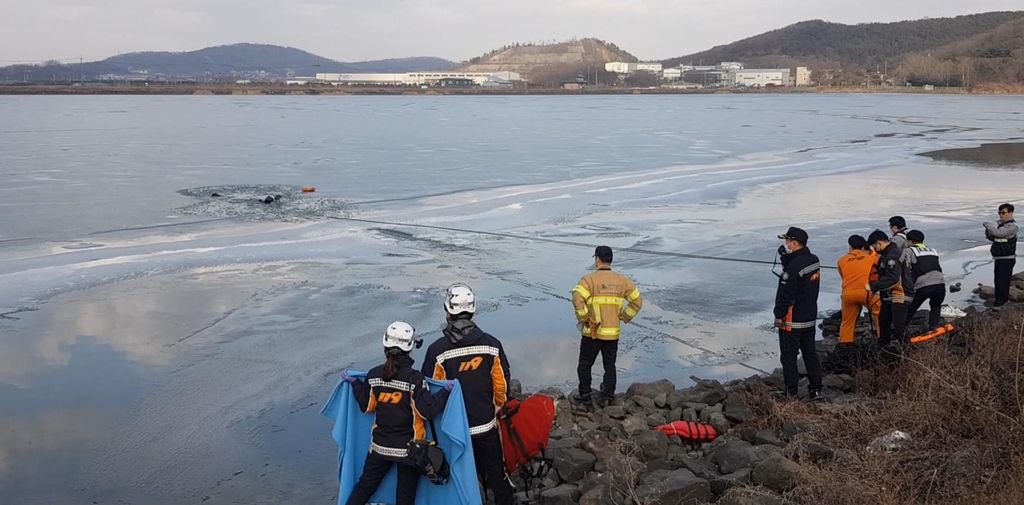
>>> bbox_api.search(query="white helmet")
[444,283,476,316]
[382,321,416,352]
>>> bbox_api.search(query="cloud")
[0,1,1021,63]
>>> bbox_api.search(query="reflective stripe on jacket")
[572,267,642,341]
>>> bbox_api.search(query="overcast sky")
[1,0,1021,64]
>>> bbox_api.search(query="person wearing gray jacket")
[984,203,1018,307]
[901,230,945,331]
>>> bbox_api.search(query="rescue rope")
[327,216,839,271]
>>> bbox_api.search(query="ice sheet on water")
[175,185,351,222]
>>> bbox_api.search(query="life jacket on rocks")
[653,421,718,441]
[498,394,557,478]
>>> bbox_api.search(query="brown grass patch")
[742,306,1024,504]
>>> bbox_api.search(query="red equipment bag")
[653,421,718,441]
[498,394,556,475]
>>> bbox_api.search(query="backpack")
[407,420,450,485]
[653,421,718,441]
[498,395,557,489]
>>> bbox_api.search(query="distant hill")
[0,44,456,82]
[460,38,637,84]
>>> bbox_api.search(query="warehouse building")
[726,69,789,87]
[315,71,521,86]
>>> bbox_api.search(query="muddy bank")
[920,142,1024,168]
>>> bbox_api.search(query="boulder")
[711,468,751,496]
[629,396,657,415]
[646,413,668,427]
[626,379,676,399]
[621,416,648,436]
[709,412,731,435]
[509,378,523,397]
[647,458,685,472]
[549,427,572,440]
[667,380,727,409]
[683,408,699,423]
[538,387,566,400]
[1010,287,1024,303]
[654,393,669,408]
[635,469,711,505]
[782,419,818,439]
[790,441,835,463]
[549,448,597,483]
[635,430,670,461]
[975,284,996,300]
[548,437,583,451]
[680,456,721,480]
[723,401,754,424]
[750,444,785,462]
[603,405,627,420]
[580,431,612,455]
[683,402,710,412]
[707,403,724,414]
[751,453,804,493]
[711,440,757,474]
[717,487,784,505]
[540,484,581,505]
[578,485,623,505]
[594,448,646,492]
[754,430,785,448]
[667,407,683,421]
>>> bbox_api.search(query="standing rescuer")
[343,322,453,505]
[773,227,822,401]
[837,234,881,344]
[984,203,1018,307]
[901,229,946,331]
[867,229,915,348]
[422,284,515,505]
[571,246,642,407]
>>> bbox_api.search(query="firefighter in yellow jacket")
[570,246,643,407]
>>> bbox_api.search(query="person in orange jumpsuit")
[837,235,881,343]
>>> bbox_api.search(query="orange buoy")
[301,187,316,193]
[910,323,955,344]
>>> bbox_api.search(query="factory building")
[726,69,789,87]
[315,71,521,86]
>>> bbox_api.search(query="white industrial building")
[635,62,663,73]
[662,68,683,81]
[316,71,521,86]
[605,62,662,74]
[727,69,789,87]
[795,67,812,86]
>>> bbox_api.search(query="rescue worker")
[837,234,880,344]
[343,322,453,505]
[773,227,822,401]
[889,216,912,251]
[571,246,643,408]
[867,230,915,348]
[984,203,1018,307]
[901,230,946,331]
[422,284,514,505]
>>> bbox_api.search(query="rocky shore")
[507,273,1024,505]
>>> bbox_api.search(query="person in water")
[343,321,453,505]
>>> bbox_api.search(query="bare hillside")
[461,38,636,81]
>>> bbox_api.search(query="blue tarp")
[320,372,482,505]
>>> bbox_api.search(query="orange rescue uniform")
[837,249,881,343]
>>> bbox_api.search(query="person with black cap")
[571,245,643,407]
[773,227,822,401]
[867,229,915,348]
[901,229,946,331]
[889,216,912,252]
[984,203,1017,308]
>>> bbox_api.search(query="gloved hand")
[444,380,456,392]
[340,370,357,384]
[777,245,788,256]
[983,221,991,228]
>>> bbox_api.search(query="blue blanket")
[320,372,482,505]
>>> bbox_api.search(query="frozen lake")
[1,94,1022,504]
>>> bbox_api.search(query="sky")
[0,0,1022,64]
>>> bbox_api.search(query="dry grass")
[742,306,1024,505]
